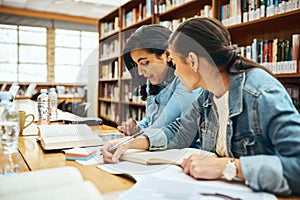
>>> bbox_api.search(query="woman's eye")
[140,61,149,67]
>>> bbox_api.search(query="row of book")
[156,0,192,13]
[100,60,119,79]
[123,0,152,27]
[221,0,300,26]
[100,102,119,122]
[100,39,120,60]
[100,17,119,37]
[124,106,146,122]
[123,84,145,104]
[101,83,119,100]
[237,34,300,74]
[286,86,300,111]
[101,82,144,104]
[102,0,195,32]
[159,4,212,31]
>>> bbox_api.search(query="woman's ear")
[164,50,172,62]
[188,52,199,72]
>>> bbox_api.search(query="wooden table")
[15,99,300,199]
[15,99,134,194]
[18,125,135,195]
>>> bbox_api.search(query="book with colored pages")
[63,147,98,161]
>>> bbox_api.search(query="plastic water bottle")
[0,91,20,175]
[37,89,50,125]
[49,88,58,120]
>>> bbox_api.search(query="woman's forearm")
[128,136,150,150]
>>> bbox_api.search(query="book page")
[63,147,97,157]
[39,124,93,138]
[39,124,104,150]
[41,135,103,150]
[120,148,216,165]
[97,161,173,183]
[118,174,276,200]
[0,167,83,196]
[3,181,103,200]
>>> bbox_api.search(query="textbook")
[120,148,216,165]
[38,124,104,150]
[0,166,103,200]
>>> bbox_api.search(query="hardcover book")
[38,124,104,150]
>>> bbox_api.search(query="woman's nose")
[138,66,145,76]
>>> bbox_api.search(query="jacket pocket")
[232,135,256,156]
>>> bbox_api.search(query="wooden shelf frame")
[98,0,300,123]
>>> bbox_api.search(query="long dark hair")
[123,25,175,101]
[168,17,271,74]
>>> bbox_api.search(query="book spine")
[292,34,300,61]
[252,38,258,62]
[268,40,273,63]
[263,39,269,63]
[242,0,249,22]
[258,39,264,63]
[246,45,252,59]
[292,34,300,73]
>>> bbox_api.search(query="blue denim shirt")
[144,68,300,195]
[137,77,199,130]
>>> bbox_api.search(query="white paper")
[118,174,276,200]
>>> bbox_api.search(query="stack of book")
[64,147,98,161]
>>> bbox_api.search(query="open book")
[120,148,216,165]
[0,166,103,200]
[39,124,104,150]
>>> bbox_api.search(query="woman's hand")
[100,137,130,163]
[117,118,140,136]
[181,155,231,180]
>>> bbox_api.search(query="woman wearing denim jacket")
[102,17,300,196]
[118,24,198,136]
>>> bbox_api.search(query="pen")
[109,130,144,152]
[199,192,241,200]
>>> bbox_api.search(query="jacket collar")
[202,71,245,117]
[228,72,245,118]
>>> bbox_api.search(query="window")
[0,24,47,82]
[0,24,98,84]
[55,30,98,83]
[0,24,18,81]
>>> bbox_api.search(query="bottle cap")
[40,89,48,94]
[0,91,13,103]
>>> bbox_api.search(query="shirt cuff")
[143,128,167,151]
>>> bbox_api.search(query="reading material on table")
[63,147,98,161]
[38,124,104,150]
[0,166,103,200]
[117,173,276,200]
[120,148,216,165]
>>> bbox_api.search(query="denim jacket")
[144,68,300,195]
[137,77,199,130]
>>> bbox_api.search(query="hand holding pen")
[101,130,144,163]
[117,118,140,136]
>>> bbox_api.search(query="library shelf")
[98,0,300,123]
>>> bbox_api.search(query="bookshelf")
[98,0,300,125]
[98,0,155,126]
